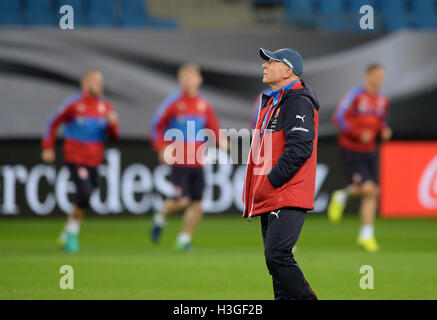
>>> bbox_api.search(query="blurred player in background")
[41,70,119,253]
[150,63,228,251]
[329,64,392,253]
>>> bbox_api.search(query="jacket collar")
[261,80,303,107]
[269,80,300,104]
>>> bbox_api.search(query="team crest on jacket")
[358,96,369,113]
[274,106,282,117]
[177,102,186,111]
[197,100,207,112]
[76,103,86,113]
[98,102,106,114]
[377,96,386,111]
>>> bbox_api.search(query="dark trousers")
[260,207,317,300]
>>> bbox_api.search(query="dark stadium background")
[1,0,436,218]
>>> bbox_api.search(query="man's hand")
[158,148,166,163]
[360,130,373,144]
[41,149,55,163]
[218,134,230,152]
[158,148,174,164]
[380,126,392,142]
[107,110,119,125]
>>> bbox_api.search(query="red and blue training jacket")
[332,86,389,153]
[42,92,119,167]
[150,91,220,167]
[243,81,320,218]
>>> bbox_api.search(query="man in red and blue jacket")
[243,48,319,300]
[41,70,119,253]
[329,64,391,253]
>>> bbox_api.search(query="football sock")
[359,224,374,239]
[337,188,348,204]
[177,233,191,245]
[153,212,166,228]
[66,218,80,235]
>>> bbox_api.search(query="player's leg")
[357,152,380,252]
[60,165,97,253]
[260,213,283,299]
[151,196,190,243]
[162,197,191,219]
[175,167,205,251]
[328,189,347,223]
[357,180,379,252]
[328,148,357,223]
[59,204,84,246]
[174,200,202,251]
[263,208,317,300]
[151,166,190,243]
[59,164,80,248]
[359,181,379,223]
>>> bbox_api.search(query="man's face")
[178,68,203,93]
[83,72,104,97]
[365,67,385,92]
[262,59,290,86]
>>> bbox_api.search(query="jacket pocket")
[253,175,275,203]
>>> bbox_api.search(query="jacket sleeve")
[106,102,120,140]
[41,101,74,150]
[205,103,221,145]
[150,100,175,152]
[379,99,390,132]
[267,97,315,189]
[332,90,363,141]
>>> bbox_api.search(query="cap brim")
[259,48,281,62]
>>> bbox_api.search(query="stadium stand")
[346,0,379,12]
[251,0,283,8]
[0,0,177,28]
[380,0,410,31]
[1,0,437,32]
[283,0,315,28]
[24,0,56,26]
[410,0,437,28]
[119,0,147,27]
[120,0,177,28]
[57,0,87,26]
[266,0,437,32]
[316,0,350,32]
[0,0,22,26]
[88,0,118,26]
[345,0,381,32]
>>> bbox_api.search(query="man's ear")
[284,67,292,79]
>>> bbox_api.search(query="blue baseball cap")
[259,48,304,77]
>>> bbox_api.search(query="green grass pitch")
[1,214,436,299]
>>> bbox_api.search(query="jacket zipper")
[247,91,284,218]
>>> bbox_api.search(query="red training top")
[42,92,119,167]
[332,86,389,153]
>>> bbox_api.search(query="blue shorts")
[339,148,378,185]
